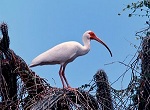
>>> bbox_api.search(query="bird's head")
[85,30,112,57]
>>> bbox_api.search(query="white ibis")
[29,30,112,89]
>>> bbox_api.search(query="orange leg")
[59,65,66,88]
[61,65,71,88]
[59,65,77,91]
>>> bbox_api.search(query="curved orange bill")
[91,36,112,57]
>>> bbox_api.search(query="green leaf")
[128,14,132,17]
[127,5,130,8]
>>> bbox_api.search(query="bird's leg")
[61,65,71,88]
[61,65,77,91]
[62,67,77,91]
[59,65,66,88]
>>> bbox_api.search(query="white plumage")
[29,30,112,89]
[30,41,86,66]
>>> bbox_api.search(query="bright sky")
[0,0,146,89]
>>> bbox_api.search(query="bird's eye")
[88,32,96,39]
[88,32,94,36]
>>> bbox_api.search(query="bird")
[29,30,112,89]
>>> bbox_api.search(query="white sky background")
[0,0,146,89]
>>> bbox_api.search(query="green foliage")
[118,0,150,18]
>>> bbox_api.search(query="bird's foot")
[67,87,77,91]
[64,86,77,91]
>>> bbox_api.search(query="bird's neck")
[81,36,91,55]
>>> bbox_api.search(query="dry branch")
[1,22,149,110]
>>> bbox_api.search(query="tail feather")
[29,63,37,68]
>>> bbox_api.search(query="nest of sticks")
[0,22,150,110]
